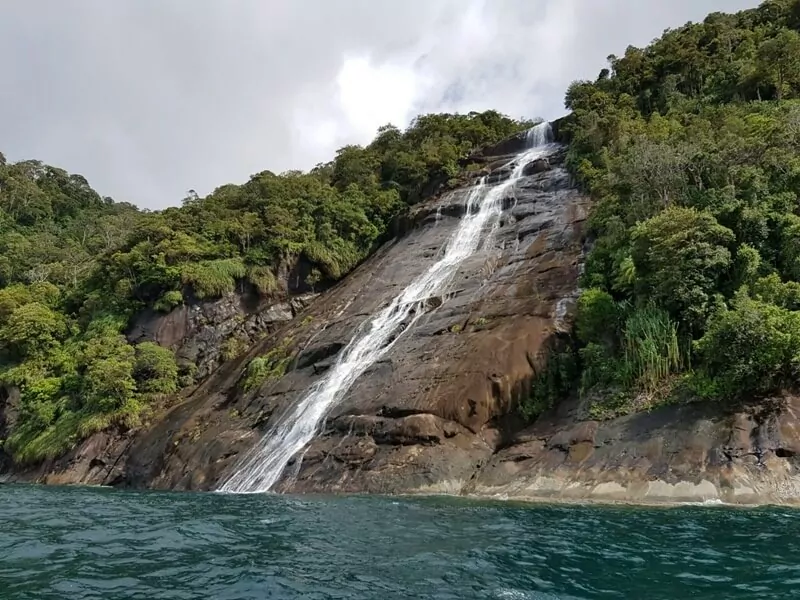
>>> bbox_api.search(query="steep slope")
[22,122,590,493]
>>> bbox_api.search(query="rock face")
[127,290,318,381]
[469,395,800,505]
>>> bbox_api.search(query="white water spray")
[526,120,553,148]
[219,122,553,494]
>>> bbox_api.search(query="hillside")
[5,0,800,504]
[0,112,533,466]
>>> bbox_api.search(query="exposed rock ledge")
[245,393,800,506]
[465,395,800,505]
[12,393,800,507]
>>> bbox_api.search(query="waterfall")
[526,120,553,148]
[218,122,554,494]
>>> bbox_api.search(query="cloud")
[0,0,758,209]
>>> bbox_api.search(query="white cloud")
[0,0,759,209]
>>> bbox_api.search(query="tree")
[695,291,800,398]
[0,302,67,358]
[757,29,800,100]
[133,342,179,395]
[632,207,734,329]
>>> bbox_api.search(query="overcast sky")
[1,0,758,210]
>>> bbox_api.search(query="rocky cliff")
[8,123,800,505]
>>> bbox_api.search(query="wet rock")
[296,342,346,370]
[523,158,550,176]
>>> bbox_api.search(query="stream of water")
[219,123,554,494]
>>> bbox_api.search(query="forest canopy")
[528,0,800,419]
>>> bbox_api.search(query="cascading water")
[219,122,554,494]
[527,120,553,148]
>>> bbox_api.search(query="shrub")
[575,288,618,345]
[221,336,248,362]
[695,292,800,399]
[181,258,246,299]
[241,338,294,392]
[133,342,179,395]
[247,265,278,295]
[154,290,183,312]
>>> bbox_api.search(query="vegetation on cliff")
[533,0,800,419]
[0,111,532,464]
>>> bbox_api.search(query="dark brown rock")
[127,291,317,381]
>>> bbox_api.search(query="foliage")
[578,305,683,395]
[181,258,246,299]
[694,291,800,398]
[241,338,295,392]
[221,336,248,362]
[133,342,179,395]
[631,208,734,329]
[575,289,618,345]
[154,290,183,313]
[556,0,800,417]
[620,306,683,391]
[519,344,578,421]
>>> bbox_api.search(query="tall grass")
[303,240,361,280]
[247,265,278,295]
[620,305,682,390]
[181,258,246,299]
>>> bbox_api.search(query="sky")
[0,0,759,210]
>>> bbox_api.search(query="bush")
[133,342,179,395]
[695,292,800,399]
[241,338,294,392]
[221,336,248,362]
[0,302,68,358]
[181,258,246,299]
[575,288,618,345]
[154,290,183,312]
[247,266,278,295]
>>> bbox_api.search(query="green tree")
[757,29,800,100]
[695,291,800,398]
[631,207,734,328]
[133,342,179,395]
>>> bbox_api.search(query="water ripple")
[2,485,800,599]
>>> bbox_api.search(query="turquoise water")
[2,485,799,599]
